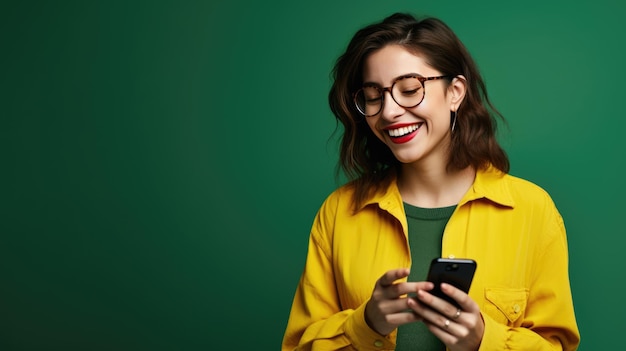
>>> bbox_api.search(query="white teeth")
[387,124,421,137]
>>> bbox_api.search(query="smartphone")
[426,258,477,308]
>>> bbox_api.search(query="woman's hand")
[364,268,434,336]
[408,282,484,351]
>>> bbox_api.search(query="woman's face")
[362,44,462,168]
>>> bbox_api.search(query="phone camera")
[445,264,459,271]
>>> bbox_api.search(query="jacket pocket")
[483,287,529,326]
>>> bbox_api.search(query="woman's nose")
[380,91,405,120]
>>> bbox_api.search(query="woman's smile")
[384,122,423,144]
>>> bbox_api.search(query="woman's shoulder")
[479,166,551,197]
[321,173,398,210]
[477,166,559,212]
[502,173,553,199]
[318,182,358,211]
[498,172,561,215]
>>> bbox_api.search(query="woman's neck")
[398,163,476,209]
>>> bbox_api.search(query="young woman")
[282,13,580,351]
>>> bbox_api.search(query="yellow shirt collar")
[360,165,515,212]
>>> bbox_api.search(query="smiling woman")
[360,45,462,167]
[282,13,580,351]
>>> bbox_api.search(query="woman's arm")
[281,222,396,351]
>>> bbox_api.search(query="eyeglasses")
[353,75,451,117]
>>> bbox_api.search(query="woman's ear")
[449,75,467,111]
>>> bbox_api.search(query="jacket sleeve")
[479,207,580,351]
[281,194,396,351]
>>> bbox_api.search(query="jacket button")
[513,304,521,313]
[374,340,384,348]
[448,254,455,259]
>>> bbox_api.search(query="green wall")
[2,1,624,349]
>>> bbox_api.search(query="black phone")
[426,258,477,308]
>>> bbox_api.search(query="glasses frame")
[353,75,452,117]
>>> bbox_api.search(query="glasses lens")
[355,86,382,116]
[392,77,424,108]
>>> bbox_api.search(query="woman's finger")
[440,283,479,313]
[377,268,410,287]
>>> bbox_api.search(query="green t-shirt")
[394,203,456,351]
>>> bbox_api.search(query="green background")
[2,0,624,349]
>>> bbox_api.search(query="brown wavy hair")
[328,13,509,209]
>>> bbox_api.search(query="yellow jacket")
[282,167,580,350]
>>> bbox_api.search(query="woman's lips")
[386,123,423,144]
